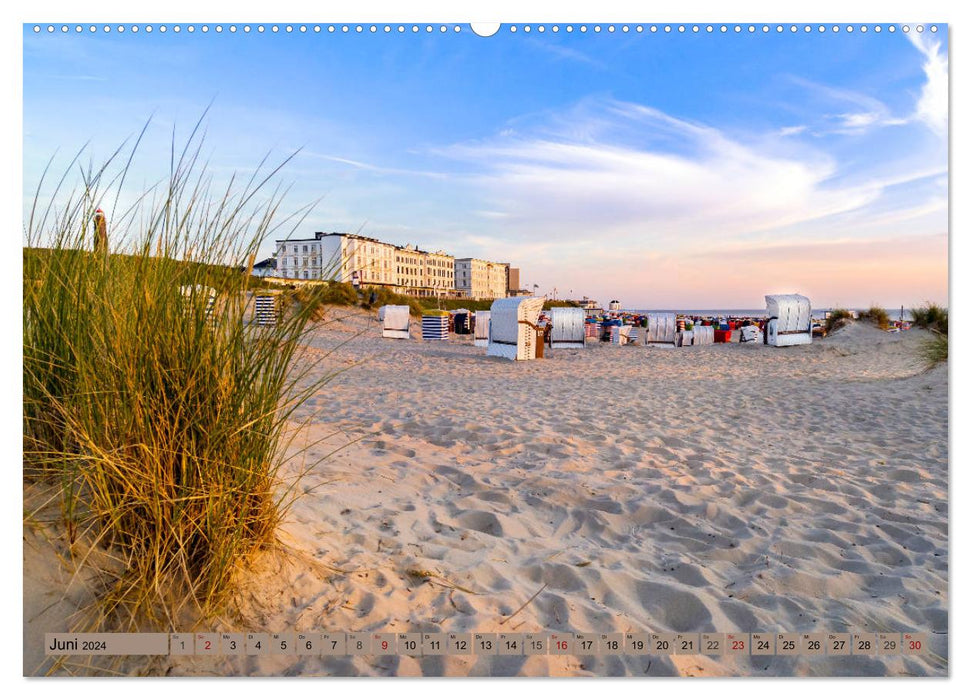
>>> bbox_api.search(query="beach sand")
[24,309,948,676]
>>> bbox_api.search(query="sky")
[22,22,948,309]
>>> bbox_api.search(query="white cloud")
[906,31,948,135]
[437,98,890,253]
[836,112,881,129]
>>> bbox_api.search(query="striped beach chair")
[422,310,449,340]
[254,292,278,326]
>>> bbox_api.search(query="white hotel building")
[275,232,510,300]
[454,258,509,300]
[275,232,396,286]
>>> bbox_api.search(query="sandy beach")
[24,308,948,677]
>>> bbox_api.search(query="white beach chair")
[739,325,760,343]
[179,285,216,317]
[473,310,491,347]
[692,325,714,345]
[382,305,411,339]
[764,294,812,346]
[611,324,634,345]
[646,312,678,347]
[550,307,586,349]
[487,296,545,360]
[677,329,694,347]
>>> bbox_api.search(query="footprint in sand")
[456,510,504,537]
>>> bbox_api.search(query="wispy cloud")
[906,30,948,135]
[301,151,449,180]
[526,39,606,69]
[437,97,887,250]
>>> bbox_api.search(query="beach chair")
[179,285,217,327]
[739,326,759,343]
[473,310,491,347]
[487,296,545,360]
[382,305,411,339]
[453,310,472,335]
[693,325,714,345]
[253,292,279,326]
[646,312,677,347]
[550,307,586,349]
[421,310,449,340]
[585,321,600,341]
[677,329,694,347]
[610,324,634,345]
[764,294,812,346]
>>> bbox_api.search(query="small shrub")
[825,308,853,334]
[364,286,424,316]
[859,306,890,330]
[912,302,948,334]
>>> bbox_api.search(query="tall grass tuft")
[824,308,852,335]
[918,331,948,368]
[24,128,331,628]
[911,302,948,334]
[859,305,890,330]
[911,302,948,369]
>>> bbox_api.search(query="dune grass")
[910,303,948,369]
[824,308,853,335]
[911,302,948,334]
[23,129,333,628]
[918,331,948,368]
[858,306,890,330]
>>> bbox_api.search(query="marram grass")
[24,130,333,629]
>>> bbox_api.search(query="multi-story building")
[455,258,510,300]
[275,236,326,280]
[274,232,513,300]
[424,250,455,297]
[275,232,396,286]
[394,244,426,295]
[507,267,521,295]
[488,262,510,300]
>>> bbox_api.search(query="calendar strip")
[44,631,930,657]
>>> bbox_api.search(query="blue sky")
[22,23,948,308]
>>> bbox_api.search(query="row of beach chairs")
[378,293,813,361]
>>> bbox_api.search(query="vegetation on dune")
[918,331,948,368]
[23,125,335,629]
[911,302,948,369]
[363,285,425,316]
[824,308,853,335]
[858,306,890,330]
[911,302,948,334]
